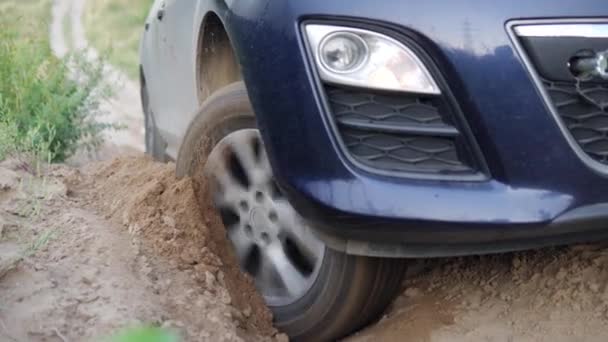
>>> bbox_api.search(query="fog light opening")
[568,49,608,80]
[319,32,369,74]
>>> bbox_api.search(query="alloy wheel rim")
[204,129,325,306]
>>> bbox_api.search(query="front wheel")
[177,82,406,341]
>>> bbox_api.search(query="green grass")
[0,0,108,164]
[84,0,154,80]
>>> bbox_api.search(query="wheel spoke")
[256,254,278,289]
[230,133,273,188]
[213,187,243,212]
[230,134,260,180]
[207,160,245,193]
[205,156,248,211]
[257,143,273,182]
[275,200,323,262]
[227,225,254,265]
[265,244,308,297]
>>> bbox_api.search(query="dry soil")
[3,156,608,342]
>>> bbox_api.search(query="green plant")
[0,0,111,163]
[0,119,20,160]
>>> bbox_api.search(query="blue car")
[139,0,608,340]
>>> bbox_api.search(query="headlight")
[304,24,441,95]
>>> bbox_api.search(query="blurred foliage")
[84,0,154,80]
[103,327,180,342]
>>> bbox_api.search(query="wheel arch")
[195,9,243,107]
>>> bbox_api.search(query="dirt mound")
[80,155,278,340]
[80,156,608,341]
[0,157,282,341]
[6,154,608,341]
[351,245,608,342]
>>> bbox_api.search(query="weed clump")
[0,0,109,163]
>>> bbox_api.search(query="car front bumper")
[224,0,608,257]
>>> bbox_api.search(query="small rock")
[128,223,141,235]
[0,168,20,191]
[180,246,200,265]
[205,271,216,288]
[80,268,100,285]
[512,256,522,268]
[275,333,290,342]
[404,287,422,298]
[162,215,176,229]
[81,275,94,285]
[242,305,252,318]
[220,291,232,305]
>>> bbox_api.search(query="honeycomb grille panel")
[325,86,476,174]
[327,87,446,127]
[544,81,608,164]
[342,129,470,172]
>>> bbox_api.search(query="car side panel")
[141,0,203,158]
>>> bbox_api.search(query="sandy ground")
[350,248,608,342]
[0,157,283,341]
[0,0,598,341]
[3,156,608,342]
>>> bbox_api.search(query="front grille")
[543,81,608,164]
[325,86,478,175]
[342,129,467,172]
[511,21,608,169]
[329,87,446,127]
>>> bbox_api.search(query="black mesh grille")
[543,81,608,164]
[342,129,468,172]
[328,87,446,126]
[325,86,477,174]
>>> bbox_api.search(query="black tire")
[176,82,407,341]
[140,72,167,162]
